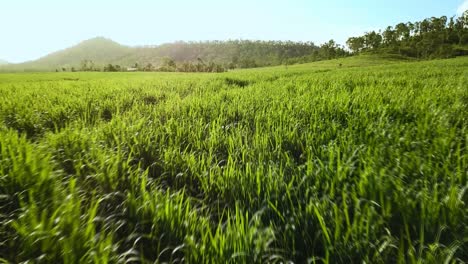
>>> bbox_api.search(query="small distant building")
[127,67,138,72]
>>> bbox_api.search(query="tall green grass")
[0,56,467,263]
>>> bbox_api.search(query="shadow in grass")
[142,94,167,105]
[224,77,251,88]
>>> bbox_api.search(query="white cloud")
[457,0,468,16]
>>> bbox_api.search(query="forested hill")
[346,11,468,58]
[0,38,347,72]
[0,38,132,72]
[122,40,340,68]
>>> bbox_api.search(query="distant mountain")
[0,37,338,71]
[2,37,132,71]
[0,59,9,65]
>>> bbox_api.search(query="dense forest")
[347,11,468,58]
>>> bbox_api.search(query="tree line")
[56,40,351,73]
[346,11,468,58]
[57,45,350,73]
[129,39,350,70]
[57,58,228,73]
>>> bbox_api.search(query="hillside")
[0,38,341,72]
[0,59,9,65]
[2,37,132,71]
[346,12,468,58]
[121,40,323,68]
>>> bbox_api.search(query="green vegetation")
[347,11,468,58]
[0,38,132,72]
[0,55,467,263]
[0,38,348,72]
[2,11,466,73]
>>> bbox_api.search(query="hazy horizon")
[1,0,467,63]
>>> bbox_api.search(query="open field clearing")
[0,56,467,263]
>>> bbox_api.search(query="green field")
[0,55,467,263]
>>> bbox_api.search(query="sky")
[1,0,467,63]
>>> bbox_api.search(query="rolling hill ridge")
[0,37,334,71]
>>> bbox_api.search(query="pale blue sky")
[1,0,466,63]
